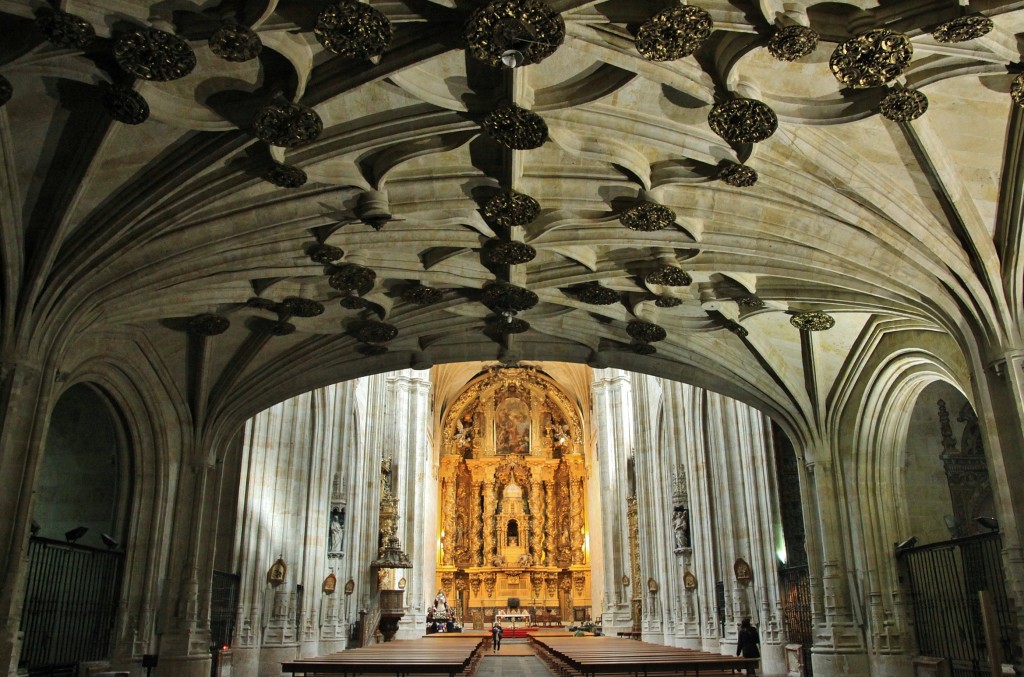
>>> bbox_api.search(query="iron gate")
[210,571,240,649]
[19,537,123,672]
[901,533,1020,677]
[714,581,726,637]
[780,565,813,676]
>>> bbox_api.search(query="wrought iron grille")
[780,565,814,676]
[210,571,240,649]
[715,580,726,637]
[901,533,1020,677]
[19,537,123,671]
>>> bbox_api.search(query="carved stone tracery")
[938,399,993,538]
[114,28,196,81]
[465,0,565,68]
[635,5,713,62]
[829,29,912,89]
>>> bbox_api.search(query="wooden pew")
[530,635,760,676]
[281,636,484,676]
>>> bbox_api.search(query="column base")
[153,653,211,677]
[810,649,870,676]
[758,643,786,677]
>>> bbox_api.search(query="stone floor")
[473,654,557,677]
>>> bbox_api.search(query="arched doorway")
[896,381,1020,673]
[21,383,130,673]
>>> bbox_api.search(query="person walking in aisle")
[491,622,503,652]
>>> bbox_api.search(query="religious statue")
[547,419,570,447]
[329,507,345,554]
[453,414,474,453]
[431,590,450,619]
[673,507,690,551]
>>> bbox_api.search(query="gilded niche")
[442,366,582,459]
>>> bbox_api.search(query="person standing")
[736,618,760,675]
[491,623,503,652]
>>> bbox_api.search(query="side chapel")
[435,368,591,627]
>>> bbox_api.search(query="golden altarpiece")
[435,368,592,628]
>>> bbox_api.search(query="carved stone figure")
[329,507,345,554]
[673,507,690,550]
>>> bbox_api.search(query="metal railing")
[780,564,813,676]
[210,571,239,649]
[19,537,124,671]
[900,533,1020,677]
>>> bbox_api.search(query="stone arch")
[58,332,192,661]
[840,346,968,657]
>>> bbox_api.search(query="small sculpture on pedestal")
[673,507,690,554]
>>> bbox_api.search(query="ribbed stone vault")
[0,0,1020,442]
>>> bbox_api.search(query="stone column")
[974,353,1024,666]
[390,370,432,639]
[662,380,701,648]
[590,368,634,632]
[630,374,671,641]
[320,381,357,651]
[157,457,219,677]
[806,454,869,676]
[0,360,54,677]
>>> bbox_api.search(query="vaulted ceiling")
[1,0,1019,438]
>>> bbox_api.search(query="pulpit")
[378,589,405,642]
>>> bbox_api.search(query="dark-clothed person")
[491,623,502,652]
[736,618,760,675]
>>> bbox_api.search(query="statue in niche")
[329,507,345,554]
[496,397,530,455]
[453,413,474,453]
[547,418,570,447]
[958,403,983,457]
[507,520,519,546]
[673,507,690,551]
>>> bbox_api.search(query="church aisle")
[474,654,555,677]
[474,639,554,676]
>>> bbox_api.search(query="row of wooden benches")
[279,632,760,677]
[281,636,484,676]
[530,635,761,677]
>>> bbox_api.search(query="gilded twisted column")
[444,478,458,565]
[529,472,544,563]
[569,462,586,565]
[544,478,556,564]
[483,480,496,564]
[627,495,641,631]
[471,480,483,566]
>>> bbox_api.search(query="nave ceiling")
[0,0,1018,439]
